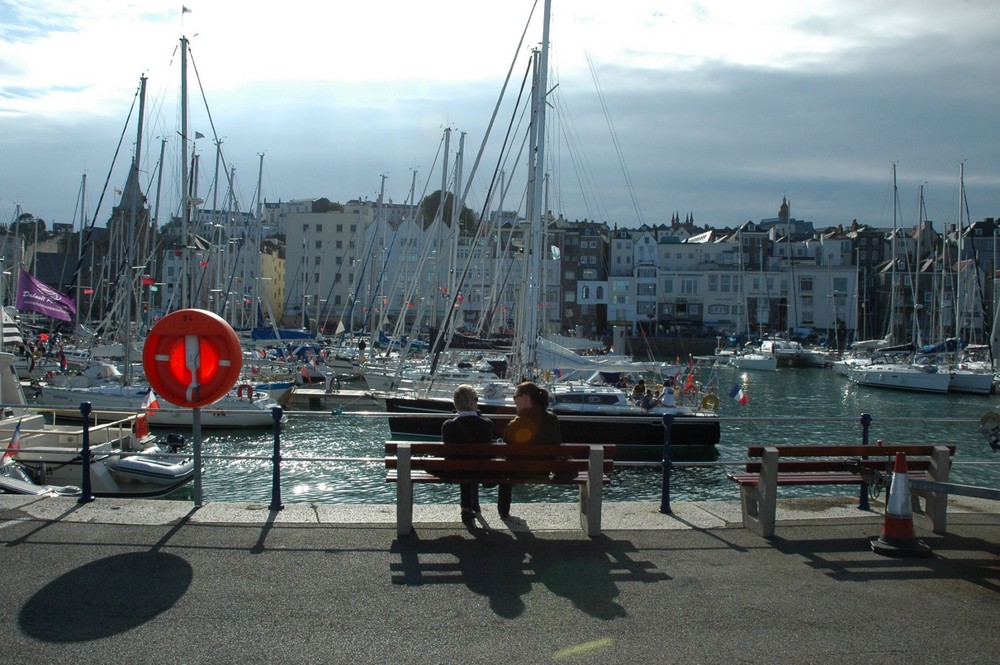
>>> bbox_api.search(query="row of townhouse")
[156,195,1000,346]
[31,186,995,348]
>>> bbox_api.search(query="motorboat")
[32,380,286,429]
[844,350,951,394]
[378,381,721,461]
[0,351,194,498]
[760,338,831,368]
[1,458,81,497]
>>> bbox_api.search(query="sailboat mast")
[75,173,86,329]
[521,0,552,377]
[888,163,898,344]
[180,35,190,310]
[253,151,265,329]
[955,162,965,350]
[123,74,147,386]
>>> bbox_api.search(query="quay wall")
[620,336,718,362]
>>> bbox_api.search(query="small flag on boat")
[2,420,22,463]
[141,389,161,416]
[729,384,749,405]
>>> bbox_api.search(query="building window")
[799,277,813,292]
[315,240,322,249]
[637,283,656,297]
[596,286,604,299]
[680,277,698,295]
[708,275,718,292]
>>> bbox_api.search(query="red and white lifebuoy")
[237,383,254,400]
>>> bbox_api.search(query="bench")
[726,443,955,538]
[385,441,615,537]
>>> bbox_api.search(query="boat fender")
[700,393,720,412]
[237,384,254,399]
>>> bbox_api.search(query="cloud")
[1,1,998,230]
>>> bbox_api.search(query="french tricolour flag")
[729,384,749,405]
[141,389,161,416]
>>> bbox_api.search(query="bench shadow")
[18,551,193,642]
[766,529,1000,593]
[390,524,669,620]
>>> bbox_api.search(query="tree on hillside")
[312,198,344,213]
[417,191,477,233]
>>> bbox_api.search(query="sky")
[1,0,999,234]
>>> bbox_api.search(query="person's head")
[452,384,479,412]
[513,381,548,412]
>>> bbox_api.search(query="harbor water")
[166,365,1000,505]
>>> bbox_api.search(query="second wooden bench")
[726,443,954,538]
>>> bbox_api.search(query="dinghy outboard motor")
[163,433,187,452]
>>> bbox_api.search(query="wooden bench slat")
[384,458,614,473]
[744,444,956,458]
[386,470,609,485]
[385,442,616,458]
[727,471,929,487]
[742,459,932,474]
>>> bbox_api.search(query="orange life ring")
[700,393,720,411]
[237,384,254,399]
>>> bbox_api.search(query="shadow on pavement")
[389,525,669,619]
[19,551,193,642]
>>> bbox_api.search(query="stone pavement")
[1,494,998,664]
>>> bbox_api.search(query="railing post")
[269,406,284,511]
[858,412,872,510]
[659,414,674,514]
[77,401,94,504]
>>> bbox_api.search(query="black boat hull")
[382,395,720,462]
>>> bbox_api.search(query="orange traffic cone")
[870,452,932,558]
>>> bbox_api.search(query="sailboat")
[729,225,777,371]
[845,165,950,393]
[378,0,721,458]
[31,47,286,428]
[922,165,994,394]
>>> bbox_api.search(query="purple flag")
[15,269,76,322]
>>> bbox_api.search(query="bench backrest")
[385,441,616,474]
[744,444,955,458]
